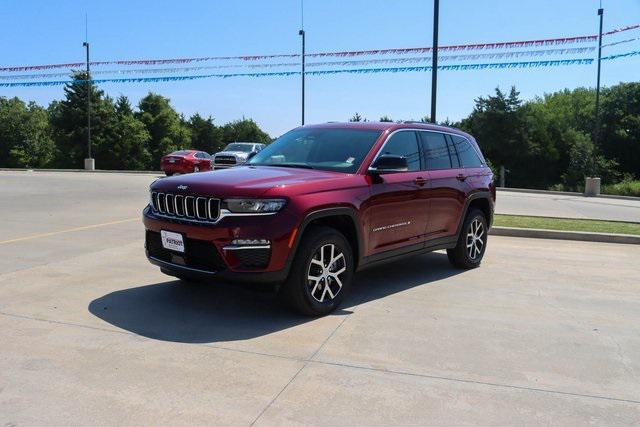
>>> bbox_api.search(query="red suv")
[161,150,212,176]
[144,122,495,316]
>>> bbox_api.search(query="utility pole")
[82,40,94,170]
[586,6,604,196]
[299,29,305,126]
[430,0,439,123]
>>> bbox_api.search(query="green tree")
[0,97,54,168]
[136,93,191,165]
[600,82,640,177]
[221,118,270,144]
[188,113,223,153]
[349,112,364,122]
[49,71,116,168]
[379,115,393,122]
[92,95,151,170]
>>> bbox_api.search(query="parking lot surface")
[1,171,639,425]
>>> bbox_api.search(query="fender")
[454,191,494,238]
[285,207,364,271]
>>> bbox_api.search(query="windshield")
[225,143,254,152]
[248,128,381,173]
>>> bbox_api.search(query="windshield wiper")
[258,163,315,170]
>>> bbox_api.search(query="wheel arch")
[289,207,363,271]
[455,192,494,237]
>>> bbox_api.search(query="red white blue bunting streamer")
[0,58,596,88]
[0,47,598,81]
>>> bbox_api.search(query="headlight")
[225,198,286,213]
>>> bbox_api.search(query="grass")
[602,180,640,197]
[493,214,640,236]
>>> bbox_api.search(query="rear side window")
[451,135,483,168]
[380,131,420,171]
[418,132,451,170]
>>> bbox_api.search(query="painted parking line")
[0,218,138,245]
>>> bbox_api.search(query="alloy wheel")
[307,243,347,303]
[466,218,485,260]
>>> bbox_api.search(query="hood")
[150,165,354,198]
[215,150,250,158]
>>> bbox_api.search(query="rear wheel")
[164,171,173,176]
[447,208,488,269]
[280,226,353,316]
[193,166,200,173]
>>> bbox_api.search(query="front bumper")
[143,205,297,282]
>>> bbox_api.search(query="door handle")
[414,177,427,186]
[456,174,467,181]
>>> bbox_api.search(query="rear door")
[418,131,466,238]
[366,130,430,253]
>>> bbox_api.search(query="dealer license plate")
[161,230,184,253]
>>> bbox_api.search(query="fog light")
[231,239,270,246]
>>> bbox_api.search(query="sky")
[0,0,639,137]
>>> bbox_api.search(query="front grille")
[214,156,237,165]
[151,192,220,223]
[235,248,271,269]
[146,230,227,272]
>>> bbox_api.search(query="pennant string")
[1,23,637,73]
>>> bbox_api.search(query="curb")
[490,226,640,245]
[497,187,640,202]
[0,168,162,175]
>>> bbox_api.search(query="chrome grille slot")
[208,199,221,221]
[165,194,175,215]
[157,193,166,213]
[195,197,207,219]
[149,191,222,223]
[151,192,159,210]
[184,196,195,218]
[174,195,184,216]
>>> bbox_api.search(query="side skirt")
[357,235,457,271]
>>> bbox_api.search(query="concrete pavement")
[1,170,639,425]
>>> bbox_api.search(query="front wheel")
[447,208,488,269]
[280,226,354,316]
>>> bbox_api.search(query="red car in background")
[161,150,212,176]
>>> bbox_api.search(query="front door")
[364,130,430,254]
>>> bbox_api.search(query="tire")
[194,166,200,173]
[447,208,488,269]
[280,226,354,316]
[164,171,173,176]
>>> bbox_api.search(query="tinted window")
[419,132,451,169]
[225,143,254,152]
[249,128,381,173]
[446,135,460,168]
[170,150,191,156]
[451,135,483,168]
[379,131,420,171]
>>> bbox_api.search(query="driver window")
[380,131,420,171]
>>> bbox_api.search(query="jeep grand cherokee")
[143,122,495,316]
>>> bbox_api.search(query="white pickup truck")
[212,142,266,170]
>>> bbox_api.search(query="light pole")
[586,7,604,196]
[430,0,439,123]
[299,29,305,126]
[83,41,94,170]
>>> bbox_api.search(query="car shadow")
[88,251,463,344]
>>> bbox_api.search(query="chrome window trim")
[369,128,485,172]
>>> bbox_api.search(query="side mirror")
[368,155,408,174]
[247,151,258,160]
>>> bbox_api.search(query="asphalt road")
[1,171,639,425]
[497,189,640,222]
